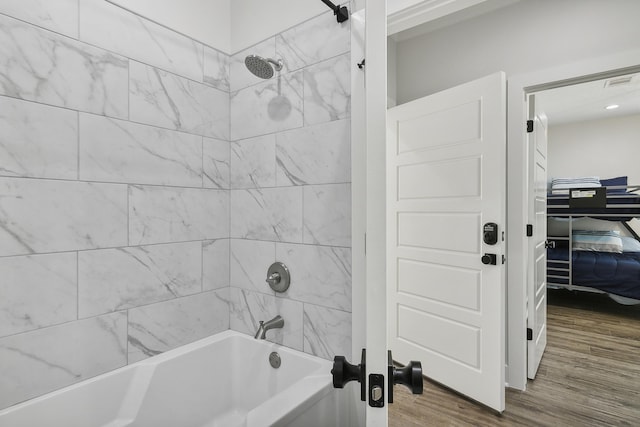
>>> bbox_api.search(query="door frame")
[351,1,389,425]
[506,49,640,390]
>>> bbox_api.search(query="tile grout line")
[126,309,130,365]
[76,111,80,180]
[201,240,204,293]
[127,57,131,120]
[126,185,131,247]
[76,251,80,320]
[0,236,352,260]
[301,184,305,243]
[201,136,205,189]
[0,90,347,144]
[227,238,231,330]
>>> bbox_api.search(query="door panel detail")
[387,72,506,412]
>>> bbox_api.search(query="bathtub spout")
[254,315,284,339]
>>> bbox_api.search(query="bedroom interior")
[540,72,640,304]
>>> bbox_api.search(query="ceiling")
[535,73,640,126]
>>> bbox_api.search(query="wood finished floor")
[389,289,640,426]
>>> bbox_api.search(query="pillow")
[547,217,623,237]
[551,177,601,194]
[600,176,628,193]
[621,236,640,252]
[572,230,623,253]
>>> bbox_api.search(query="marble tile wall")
[0,0,352,410]
[0,0,230,410]
[228,8,352,361]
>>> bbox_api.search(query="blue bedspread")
[547,248,640,299]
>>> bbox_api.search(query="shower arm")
[267,58,283,71]
[320,0,349,23]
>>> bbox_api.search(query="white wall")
[395,0,640,104]
[110,0,231,52]
[548,114,640,185]
[230,0,329,52]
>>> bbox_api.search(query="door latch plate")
[369,374,385,407]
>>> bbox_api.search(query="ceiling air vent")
[603,75,635,88]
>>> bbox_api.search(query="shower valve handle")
[266,272,281,285]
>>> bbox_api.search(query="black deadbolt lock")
[483,222,498,245]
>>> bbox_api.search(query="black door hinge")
[526,120,534,133]
[526,224,533,237]
[527,328,533,341]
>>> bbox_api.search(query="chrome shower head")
[245,55,283,79]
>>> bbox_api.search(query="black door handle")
[388,351,423,403]
[331,349,366,401]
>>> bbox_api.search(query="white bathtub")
[0,330,350,427]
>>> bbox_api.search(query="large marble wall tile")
[229,287,303,351]
[303,184,351,247]
[276,243,351,311]
[0,312,127,409]
[203,239,230,291]
[0,178,127,257]
[0,14,128,118]
[276,9,350,72]
[0,96,77,180]
[79,0,203,82]
[0,0,78,38]
[203,137,230,190]
[128,289,229,363]
[230,38,276,92]
[78,242,202,318]
[230,134,276,189]
[276,119,350,186]
[303,304,351,360]
[230,187,302,242]
[303,53,351,126]
[204,47,230,92]
[0,253,76,337]
[230,239,276,294]
[230,71,303,141]
[79,114,202,187]
[129,185,229,245]
[129,61,229,140]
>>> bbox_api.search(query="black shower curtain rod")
[320,0,349,23]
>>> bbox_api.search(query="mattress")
[547,248,640,299]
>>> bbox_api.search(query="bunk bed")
[546,177,640,304]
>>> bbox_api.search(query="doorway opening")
[523,71,640,421]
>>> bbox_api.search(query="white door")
[527,97,548,379]
[386,72,507,412]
